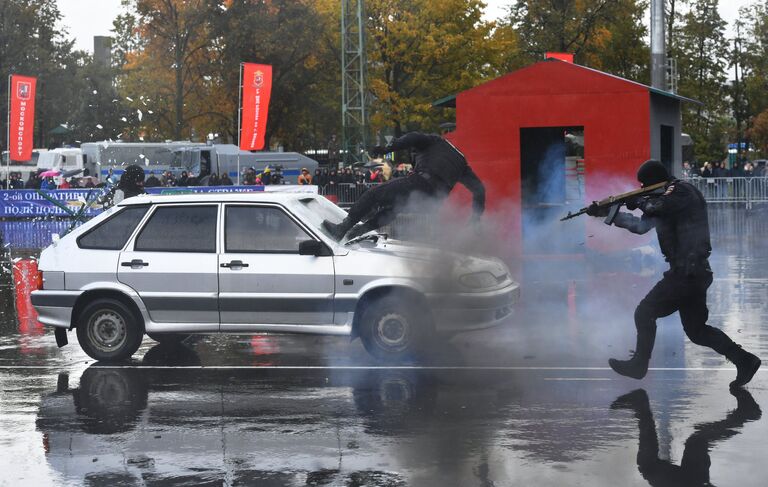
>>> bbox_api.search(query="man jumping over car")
[322,130,486,240]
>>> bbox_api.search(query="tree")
[582,0,649,81]
[114,0,217,141]
[503,0,649,82]
[748,108,768,156]
[675,0,728,162]
[68,59,127,143]
[0,0,82,149]
[364,0,498,137]
[666,0,683,57]
[729,19,749,161]
[210,0,340,150]
[738,2,768,153]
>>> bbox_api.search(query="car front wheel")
[76,298,143,362]
[359,294,431,362]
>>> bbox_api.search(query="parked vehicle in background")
[31,192,519,362]
[37,148,85,174]
[1,149,48,182]
[80,141,319,185]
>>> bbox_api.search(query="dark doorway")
[521,127,566,206]
[660,125,674,173]
[520,126,584,254]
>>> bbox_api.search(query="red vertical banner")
[8,75,37,161]
[239,63,272,151]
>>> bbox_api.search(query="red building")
[437,59,696,259]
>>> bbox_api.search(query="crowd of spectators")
[308,162,412,187]
[683,160,768,178]
[0,168,241,190]
[143,170,234,187]
[0,170,100,190]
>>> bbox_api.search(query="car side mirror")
[299,239,324,256]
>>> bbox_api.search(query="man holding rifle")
[585,160,761,388]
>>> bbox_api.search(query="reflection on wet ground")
[1,207,767,486]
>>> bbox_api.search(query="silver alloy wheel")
[376,312,410,351]
[87,310,128,353]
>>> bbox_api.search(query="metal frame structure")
[685,176,768,210]
[6,75,11,189]
[666,58,678,94]
[341,0,368,167]
[650,0,666,90]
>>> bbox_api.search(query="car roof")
[118,191,319,206]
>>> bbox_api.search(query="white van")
[37,148,85,173]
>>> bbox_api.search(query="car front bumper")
[427,283,520,333]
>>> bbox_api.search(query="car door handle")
[221,260,249,269]
[121,259,149,269]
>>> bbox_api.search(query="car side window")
[134,205,217,253]
[78,206,149,250]
[225,206,310,253]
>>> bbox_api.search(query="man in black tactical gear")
[114,164,147,203]
[587,159,761,389]
[322,131,486,240]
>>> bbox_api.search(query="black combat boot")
[609,327,656,380]
[609,354,651,380]
[610,389,650,412]
[346,221,377,240]
[322,218,354,241]
[726,345,761,389]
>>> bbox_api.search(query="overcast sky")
[58,0,753,52]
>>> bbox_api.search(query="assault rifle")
[560,181,667,223]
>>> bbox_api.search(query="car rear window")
[77,206,149,250]
[135,205,217,253]
[225,206,309,253]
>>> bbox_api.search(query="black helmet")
[120,164,145,188]
[637,159,669,187]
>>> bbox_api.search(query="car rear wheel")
[359,294,431,362]
[76,298,143,362]
[146,332,191,345]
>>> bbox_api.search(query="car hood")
[346,238,510,281]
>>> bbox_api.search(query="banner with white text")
[239,63,272,151]
[8,75,37,162]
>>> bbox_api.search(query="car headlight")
[459,271,498,289]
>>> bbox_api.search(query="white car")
[31,192,519,361]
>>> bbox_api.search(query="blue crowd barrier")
[0,220,71,250]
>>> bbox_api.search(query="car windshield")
[293,196,347,240]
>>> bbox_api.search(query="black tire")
[142,342,201,366]
[75,298,143,362]
[358,294,431,362]
[146,332,191,345]
[74,364,148,434]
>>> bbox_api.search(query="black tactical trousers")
[635,269,737,357]
[346,174,441,229]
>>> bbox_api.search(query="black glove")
[624,196,644,211]
[585,202,610,217]
[370,146,387,157]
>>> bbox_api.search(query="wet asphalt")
[1,207,767,486]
